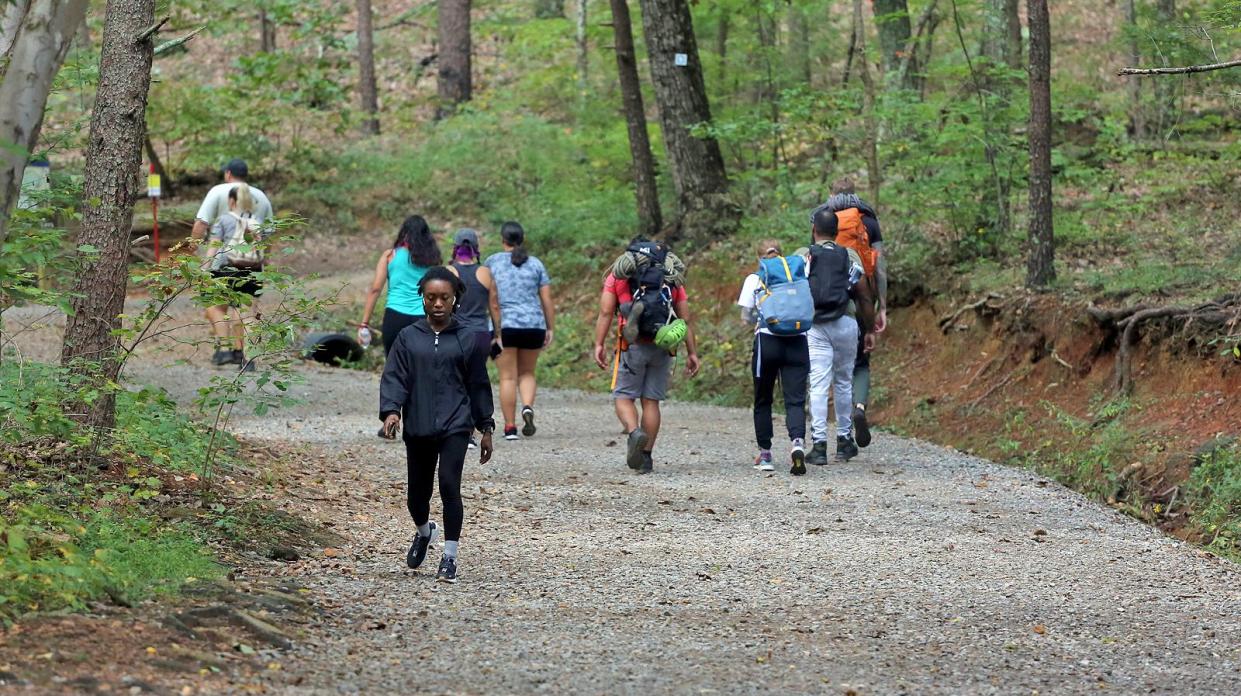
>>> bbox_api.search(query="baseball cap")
[453,228,480,249]
[222,158,248,179]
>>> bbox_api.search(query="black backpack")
[626,240,674,339]
[808,243,852,323]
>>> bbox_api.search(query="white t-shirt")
[736,273,773,336]
[196,182,273,226]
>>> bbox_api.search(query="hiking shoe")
[504,426,519,441]
[639,451,653,474]
[406,522,437,569]
[807,441,829,466]
[626,428,649,470]
[521,406,536,437]
[790,440,807,476]
[836,435,859,462]
[753,451,775,472]
[211,350,233,366]
[621,301,645,345]
[436,555,458,583]
[853,405,872,448]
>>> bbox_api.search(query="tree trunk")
[0,0,88,248]
[852,0,881,206]
[436,0,472,117]
[784,3,811,86]
[872,0,913,88]
[1125,0,1145,140]
[575,0,588,90]
[637,0,735,243]
[0,0,29,61]
[357,0,380,134]
[715,8,729,93]
[61,0,157,434]
[259,8,276,52]
[609,0,662,239]
[1025,0,1054,288]
[1153,0,1177,136]
[982,0,1020,70]
[534,0,564,19]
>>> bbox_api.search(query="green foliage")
[1186,441,1241,558]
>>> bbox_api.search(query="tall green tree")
[609,0,662,238]
[437,0,472,117]
[1025,0,1054,288]
[357,0,379,134]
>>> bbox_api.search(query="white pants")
[808,316,859,442]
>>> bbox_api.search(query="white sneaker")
[753,452,775,472]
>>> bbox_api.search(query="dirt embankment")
[876,291,1240,543]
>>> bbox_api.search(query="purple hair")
[453,244,478,263]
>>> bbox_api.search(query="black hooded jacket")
[379,317,495,438]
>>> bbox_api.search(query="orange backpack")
[834,208,877,278]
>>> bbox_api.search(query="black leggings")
[752,333,809,450]
[382,308,423,355]
[404,433,470,542]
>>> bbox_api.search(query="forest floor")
[4,264,1241,694]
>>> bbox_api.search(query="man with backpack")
[592,239,701,474]
[813,178,888,448]
[190,159,274,367]
[805,208,876,465]
[737,240,813,475]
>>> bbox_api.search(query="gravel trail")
[130,360,1241,695]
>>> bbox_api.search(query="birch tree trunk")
[0,0,88,248]
[61,0,157,434]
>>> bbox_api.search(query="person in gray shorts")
[592,265,700,474]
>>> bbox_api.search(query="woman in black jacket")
[380,266,495,583]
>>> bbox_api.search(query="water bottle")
[358,325,373,349]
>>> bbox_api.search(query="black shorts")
[211,267,262,301]
[381,308,423,355]
[500,328,546,350]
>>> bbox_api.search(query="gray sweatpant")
[808,316,859,442]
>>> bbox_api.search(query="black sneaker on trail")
[836,435,859,462]
[639,451,653,474]
[406,521,438,569]
[468,437,478,450]
[853,405,872,448]
[790,440,807,476]
[626,428,649,470]
[521,406,536,437]
[504,426,519,441]
[211,350,233,366]
[436,555,458,583]
[807,441,829,466]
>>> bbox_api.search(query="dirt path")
[118,357,1240,695]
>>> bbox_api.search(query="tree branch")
[1118,58,1241,76]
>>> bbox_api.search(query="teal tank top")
[387,247,428,316]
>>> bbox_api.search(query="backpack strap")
[779,256,793,282]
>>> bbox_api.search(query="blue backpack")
[755,255,814,335]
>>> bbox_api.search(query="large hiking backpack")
[755,255,813,335]
[834,208,877,278]
[626,240,675,340]
[808,243,854,323]
[223,212,264,270]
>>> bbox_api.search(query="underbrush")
[0,362,316,623]
[1186,442,1241,559]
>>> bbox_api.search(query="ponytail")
[230,183,255,216]
[501,221,528,267]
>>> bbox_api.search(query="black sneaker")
[436,555,458,583]
[504,426,519,441]
[406,521,437,569]
[233,350,255,372]
[807,441,829,466]
[790,440,807,476]
[626,428,649,470]
[521,406,536,437]
[467,436,478,450]
[836,435,859,462]
[853,405,872,448]
[639,451,653,474]
[211,350,233,366]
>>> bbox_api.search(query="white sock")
[417,523,431,538]
[443,540,459,558]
